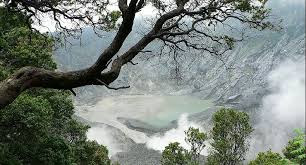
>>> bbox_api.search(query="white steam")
[278,0,305,4]
[248,59,305,157]
[146,114,208,155]
[87,126,123,157]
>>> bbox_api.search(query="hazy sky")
[33,0,156,32]
[33,0,305,33]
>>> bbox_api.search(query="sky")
[32,0,305,33]
[33,0,156,33]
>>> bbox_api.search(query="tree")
[185,127,208,163]
[282,129,306,164]
[73,141,111,165]
[161,127,207,165]
[161,142,191,165]
[248,150,289,165]
[0,8,111,164]
[207,108,253,165]
[0,0,279,109]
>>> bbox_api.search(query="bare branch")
[128,60,138,65]
[69,89,77,96]
[95,79,130,90]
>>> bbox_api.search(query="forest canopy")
[0,8,112,164]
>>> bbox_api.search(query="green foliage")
[223,35,235,50]
[161,142,192,165]
[73,141,111,165]
[0,65,9,81]
[0,89,112,165]
[0,8,29,33]
[248,130,305,165]
[0,26,56,71]
[207,108,253,165]
[249,150,288,165]
[226,0,278,31]
[283,129,306,164]
[161,127,207,165]
[160,110,304,165]
[250,130,306,165]
[101,10,122,31]
[161,109,255,165]
[0,7,112,165]
[185,127,208,163]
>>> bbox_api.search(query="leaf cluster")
[282,129,306,164]
[249,150,288,165]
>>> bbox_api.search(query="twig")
[69,89,76,96]
[138,50,152,53]
[128,60,138,65]
[96,79,130,90]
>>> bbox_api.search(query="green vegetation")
[207,108,253,165]
[250,129,305,165]
[161,128,208,165]
[161,142,192,165]
[185,127,208,163]
[161,108,253,165]
[283,129,306,164]
[0,8,111,165]
[162,109,305,165]
[249,150,288,165]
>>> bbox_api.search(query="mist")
[146,114,208,155]
[248,58,305,158]
[87,126,123,156]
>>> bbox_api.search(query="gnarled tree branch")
[0,0,278,109]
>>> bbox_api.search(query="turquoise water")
[142,96,213,127]
[79,95,214,130]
